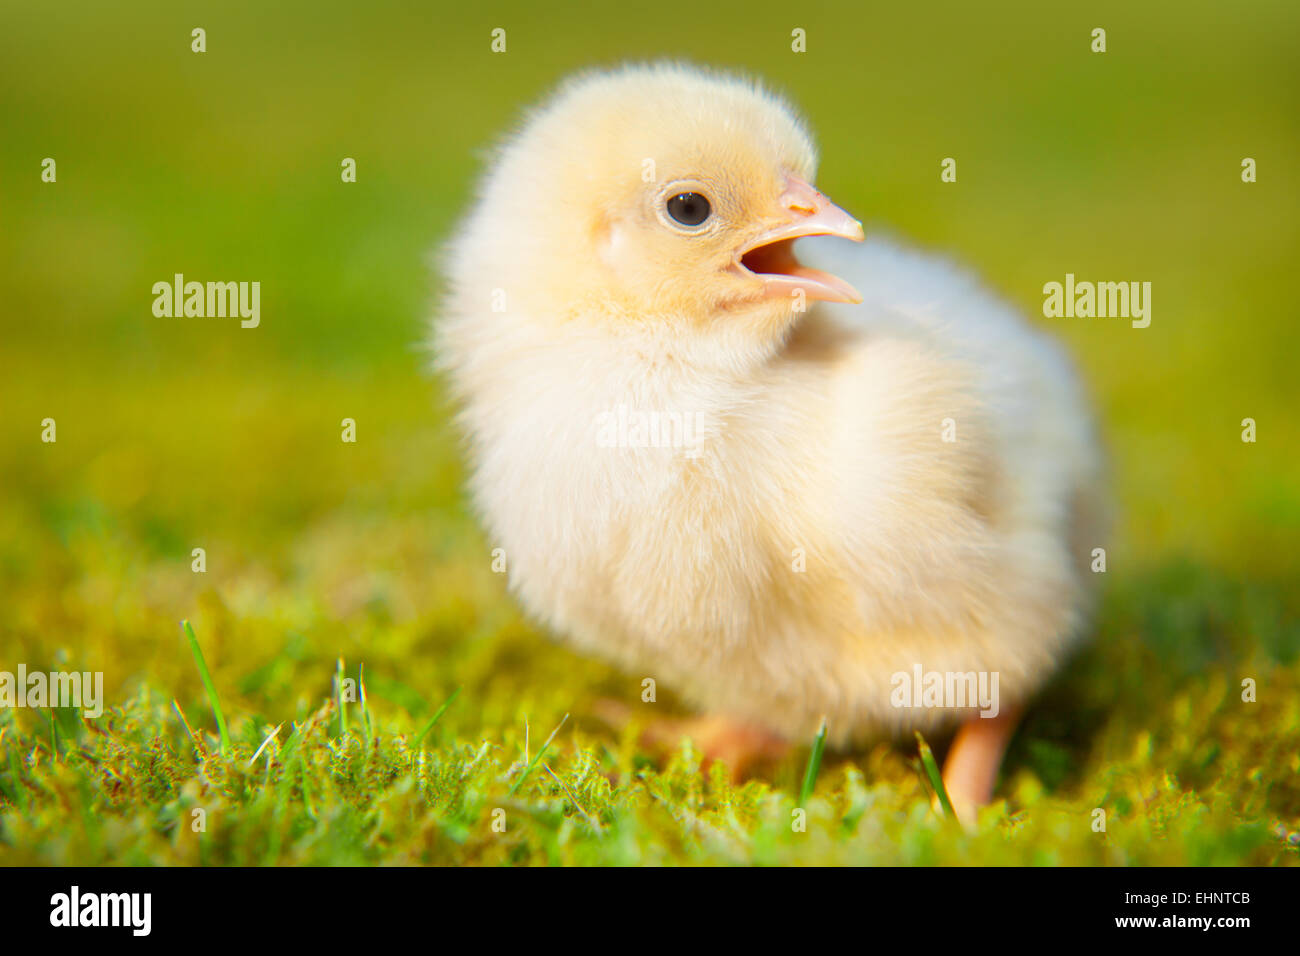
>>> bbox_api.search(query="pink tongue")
[785,265,862,302]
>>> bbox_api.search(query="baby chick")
[436,63,1105,821]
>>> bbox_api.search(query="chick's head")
[460,64,864,354]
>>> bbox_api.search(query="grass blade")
[507,713,568,797]
[249,723,283,767]
[542,760,601,833]
[798,717,828,806]
[181,620,231,756]
[335,657,347,738]
[915,731,955,819]
[414,686,461,748]
[359,662,372,745]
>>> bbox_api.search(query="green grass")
[1,567,1297,865]
[181,619,232,756]
[799,719,828,809]
[1,0,1298,865]
[916,733,956,821]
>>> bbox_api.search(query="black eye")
[666,192,711,227]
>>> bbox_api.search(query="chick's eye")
[666,192,711,227]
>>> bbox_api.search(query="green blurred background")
[1,0,1298,863]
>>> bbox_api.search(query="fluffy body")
[436,64,1105,746]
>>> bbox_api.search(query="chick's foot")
[594,699,789,781]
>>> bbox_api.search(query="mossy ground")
[1,0,1298,865]
[1,567,1298,865]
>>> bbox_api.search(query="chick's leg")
[940,706,1023,826]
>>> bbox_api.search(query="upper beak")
[734,173,865,304]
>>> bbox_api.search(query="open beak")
[734,173,865,304]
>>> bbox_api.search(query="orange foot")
[593,699,789,780]
[939,705,1023,827]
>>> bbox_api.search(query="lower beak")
[734,173,865,304]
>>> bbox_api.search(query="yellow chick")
[435,63,1106,821]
